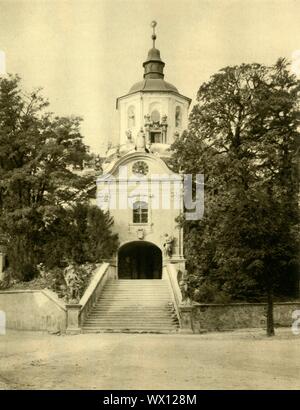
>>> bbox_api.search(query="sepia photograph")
[0,0,299,395]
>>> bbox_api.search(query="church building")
[96,22,191,280]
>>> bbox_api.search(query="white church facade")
[96,22,191,279]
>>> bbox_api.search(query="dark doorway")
[118,241,162,279]
[150,131,162,143]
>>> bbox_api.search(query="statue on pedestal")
[163,233,174,257]
[94,155,103,173]
[64,263,81,303]
[125,130,135,152]
[178,270,192,305]
[135,128,146,152]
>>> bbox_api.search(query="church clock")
[132,161,149,176]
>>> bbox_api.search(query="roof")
[129,78,179,93]
[116,79,191,108]
[143,47,163,64]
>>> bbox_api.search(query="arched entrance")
[118,241,162,279]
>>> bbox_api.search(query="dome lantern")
[143,21,165,79]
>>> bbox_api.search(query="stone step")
[95,300,171,304]
[104,287,169,290]
[105,286,169,288]
[103,286,169,288]
[98,297,170,300]
[83,321,178,326]
[99,291,170,294]
[97,299,170,303]
[84,324,178,328]
[101,290,170,293]
[88,311,177,316]
[91,309,174,314]
[92,304,172,308]
[99,293,170,296]
[84,318,176,325]
[82,278,178,334]
[95,300,171,303]
[103,284,169,286]
[107,280,167,282]
[90,309,175,314]
[85,315,178,320]
[91,303,174,312]
[98,294,171,298]
[84,320,177,325]
[86,320,177,324]
[81,327,178,334]
[103,290,170,293]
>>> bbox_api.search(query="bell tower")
[115,22,191,153]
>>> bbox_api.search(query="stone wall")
[190,302,300,333]
[0,289,67,332]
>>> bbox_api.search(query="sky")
[0,0,299,154]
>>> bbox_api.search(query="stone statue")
[135,128,146,151]
[94,155,103,173]
[178,270,191,304]
[125,130,135,152]
[144,114,151,125]
[163,233,174,257]
[116,144,121,158]
[64,263,81,303]
[161,114,167,124]
[137,228,144,240]
[126,129,132,141]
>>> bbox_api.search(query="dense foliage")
[171,59,299,334]
[0,75,118,282]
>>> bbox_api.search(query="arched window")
[151,109,160,123]
[133,201,148,224]
[175,106,182,127]
[128,106,135,128]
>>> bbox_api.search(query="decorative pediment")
[99,152,179,182]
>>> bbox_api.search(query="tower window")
[175,106,182,127]
[133,201,148,224]
[128,106,135,128]
[151,109,160,123]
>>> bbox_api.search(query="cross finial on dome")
[151,20,157,48]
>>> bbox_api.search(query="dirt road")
[0,328,299,389]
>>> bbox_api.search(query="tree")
[42,203,118,268]
[172,59,300,336]
[0,75,117,279]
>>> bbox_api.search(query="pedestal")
[179,304,194,334]
[66,303,82,334]
[169,256,186,272]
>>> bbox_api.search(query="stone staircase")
[82,279,179,333]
